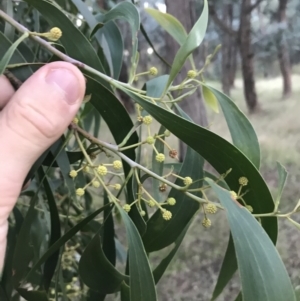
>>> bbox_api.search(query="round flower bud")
[245,205,253,213]
[202,218,212,228]
[92,181,100,188]
[48,27,62,41]
[113,160,122,170]
[187,70,197,79]
[183,177,193,186]
[140,210,146,217]
[167,197,176,206]
[205,203,217,214]
[169,149,178,159]
[123,204,131,212]
[72,277,78,282]
[97,165,107,176]
[148,199,156,207]
[164,130,171,137]
[76,188,85,196]
[239,176,248,186]
[72,117,79,124]
[159,183,167,192]
[83,166,90,173]
[146,136,155,145]
[156,153,165,162]
[66,284,72,291]
[230,191,237,200]
[162,210,172,220]
[149,67,158,76]
[143,115,153,125]
[69,170,78,178]
[114,184,121,190]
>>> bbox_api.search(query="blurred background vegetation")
[2,0,300,299]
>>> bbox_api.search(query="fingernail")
[45,68,80,104]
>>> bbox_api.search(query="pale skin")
[0,62,86,271]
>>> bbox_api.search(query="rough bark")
[229,42,237,88]
[221,3,234,96]
[277,0,292,98]
[165,0,208,160]
[238,0,258,112]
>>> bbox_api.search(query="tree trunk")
[277,0,292,98]
[238,0,258,112]
[165,0,208,160]
[210,0,259,112]
[229,42,237,88]
[221,3,235,96]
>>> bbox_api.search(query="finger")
[0,62,86,269]
[0,75,15,109]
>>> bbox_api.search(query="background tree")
[165,0,208,160]
[210,0,264,112]
[276,0,292,98]
[220,1,237,96]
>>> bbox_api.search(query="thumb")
[0,61,85,221]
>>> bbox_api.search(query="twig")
[3,69,22,90]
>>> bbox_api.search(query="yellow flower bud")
[167,197,176,206]
[162,210,172,220]
[183,177,193,186]
[92,181,100,188]
[76,188,85,196]
[83,166,90,173]
[148,199,156,207]
[239,176,248,186]
[123,204,131,212]
[149,67,158,76]
[69,170,78,178]
[156,153,165,162]
[187,70,197,79]
[143,115,153,125]
[46,27,62,41]
[230,191,237,200]
[164,130,171,137]
[146,136,155,145]
[114,184,121,190]
[113,160,122,170]
[205,203,217,214]
[202,217,212,228]
[245,205,253,212]
[97,165,107,176]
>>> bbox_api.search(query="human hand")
[0,62,86,271]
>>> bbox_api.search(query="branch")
[247,0,264,14]
[209,3,238,37]
[71,124,223,208]
[0,9,115,85]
